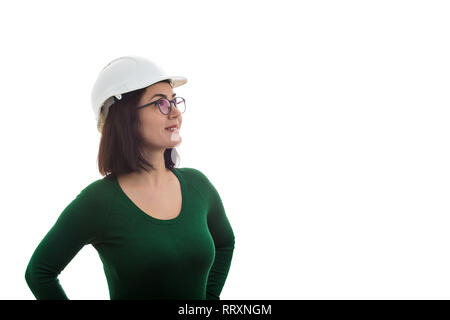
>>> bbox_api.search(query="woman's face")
[137,81,183,150]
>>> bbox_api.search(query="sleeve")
[203,174,235,300]
[24,181,110,300]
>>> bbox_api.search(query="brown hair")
[97,79,178,179]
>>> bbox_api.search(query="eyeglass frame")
[136,97,186,115]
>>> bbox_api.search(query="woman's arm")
[204,176,235,300]
[24,180,111,300]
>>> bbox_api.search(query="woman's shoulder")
[177,167,207,178]
[73,175,117,205]
[175,167,220,196]
[54,176,116,233]
[176,167,211,185]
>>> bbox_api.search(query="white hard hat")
[91,55,187,133]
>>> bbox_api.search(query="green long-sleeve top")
[25,167,235,300]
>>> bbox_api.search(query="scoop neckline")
[113,167,186,225]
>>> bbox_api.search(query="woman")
[24,56,235,300]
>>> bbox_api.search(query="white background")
[1,0,449,300]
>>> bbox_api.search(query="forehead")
[143,82,173,98]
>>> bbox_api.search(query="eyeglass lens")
[157,97,185,114]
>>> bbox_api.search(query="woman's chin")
[168,131,182,143]
[167,137,182,148]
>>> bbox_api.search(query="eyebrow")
[150,93,177,100]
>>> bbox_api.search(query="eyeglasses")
[136,97,186,115]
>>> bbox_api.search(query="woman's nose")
[169,104,182,117]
